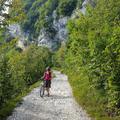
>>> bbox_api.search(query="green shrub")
[0,40,52,115]
[54,0,120,119]
[57,0,77,16]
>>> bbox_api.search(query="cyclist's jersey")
[44,71,51,81]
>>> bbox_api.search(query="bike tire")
[40,85,44,97]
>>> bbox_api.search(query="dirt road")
[7,71,91,120]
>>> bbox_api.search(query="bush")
[57,0,77,16]
[54,0,120,119]
[0,40,52,109]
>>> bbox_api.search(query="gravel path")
[7,71,91,120]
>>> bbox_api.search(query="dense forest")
[0,0,120,120]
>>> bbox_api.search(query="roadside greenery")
[0,40,52,119]
[54,0,120,119]
[0,0,52,119]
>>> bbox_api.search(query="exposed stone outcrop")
[8,24,28,50]
[37,0,95,50]
[8,0,95,50]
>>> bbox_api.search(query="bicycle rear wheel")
[40,85,44,97]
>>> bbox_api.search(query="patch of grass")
[53,67,64,73]
[0,80,41,120]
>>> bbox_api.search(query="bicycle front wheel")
[40,85,44,97]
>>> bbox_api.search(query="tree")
[55,0,120,116]
[57,0,77,16]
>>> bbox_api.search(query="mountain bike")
[39,80,45,97]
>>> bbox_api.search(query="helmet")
[46,66,51,71]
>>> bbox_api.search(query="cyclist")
[43,66,52,97]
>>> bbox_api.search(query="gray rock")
[8,24,28,50]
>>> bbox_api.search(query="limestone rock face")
[37,0,95,50]
[8,24,22,37]
[37,11,69,50]
[8,0,95,50]
[8,24,28,50]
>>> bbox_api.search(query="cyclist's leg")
[43,80,47,94]
[47,81,51,96]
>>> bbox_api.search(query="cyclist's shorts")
[44,80,51,88]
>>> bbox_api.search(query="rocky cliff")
[8,0,95,50]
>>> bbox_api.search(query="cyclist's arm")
[41,72,45,80]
